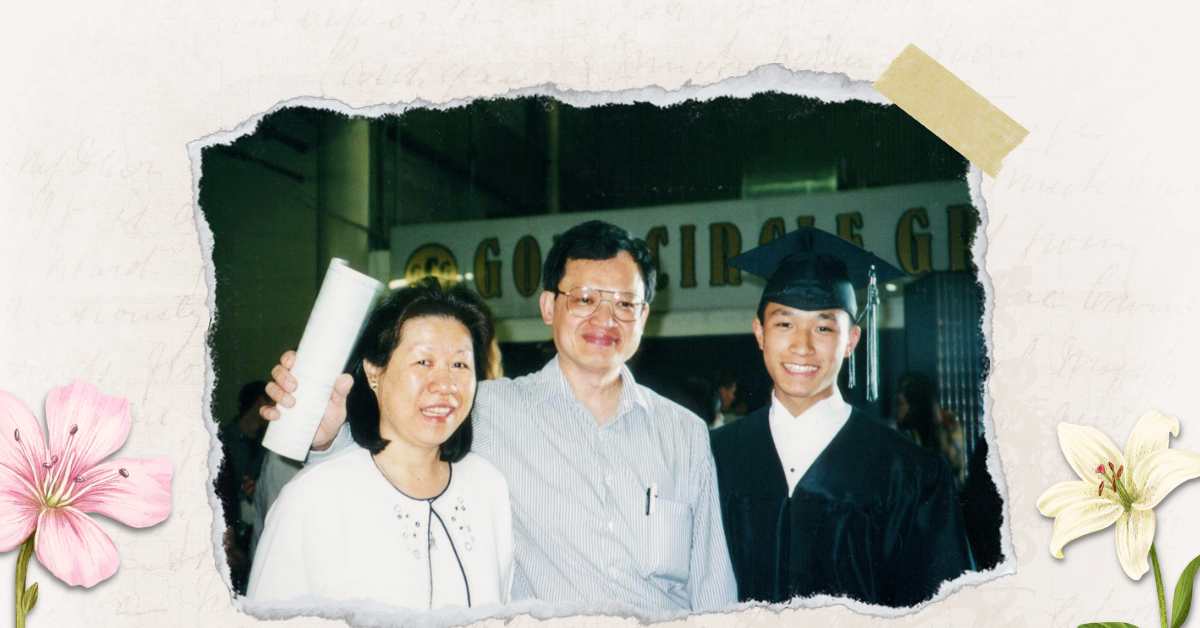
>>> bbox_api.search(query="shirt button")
[608,520,615,531]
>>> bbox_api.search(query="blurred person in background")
[215,380,269,593]
[895,372,967,487]
[709,369,741,430]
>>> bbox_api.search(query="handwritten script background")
[3,2,1199,626]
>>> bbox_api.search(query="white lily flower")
[1037,411,1200,580]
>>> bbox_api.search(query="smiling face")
[538,251,649,379]
[753,303,861,417]
[362,315,477,454]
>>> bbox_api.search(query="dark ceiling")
[210,93,966,228]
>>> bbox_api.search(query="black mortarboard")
[729,227,905,319]
[729,227,906,402]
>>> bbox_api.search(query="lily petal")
[0,390,48,482]
[70,458,172,528]
[1058,422,1125,483]
[35,506,119,588]
[0,466,40,552]
[1115,509,1155,580]
[1048,495,1123,558]
[1038,480,1116,517]
[1123,410,1179,472]
[45,381,130,475]
[1132,448,1200,510]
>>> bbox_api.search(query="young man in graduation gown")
[709,227,973,607]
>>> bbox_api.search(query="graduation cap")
[729,227,905,402]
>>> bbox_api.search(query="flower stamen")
[42,425,83,499]
[1094,459,1138,510]
[59,467,129,506]
[45,448,81,504]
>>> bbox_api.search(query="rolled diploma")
[262,258,382,461]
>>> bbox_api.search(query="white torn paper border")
[190,63,1013,625]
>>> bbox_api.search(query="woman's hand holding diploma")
[260,350,352,452]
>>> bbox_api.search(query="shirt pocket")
[637,496,693,584]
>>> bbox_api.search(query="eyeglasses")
[554,287,647,322]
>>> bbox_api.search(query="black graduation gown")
[710,407,974,606]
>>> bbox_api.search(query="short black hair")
[237,381,268,415]
[345,278,495,462]
[755,298,782,323]
[715,368,738,389]
[755,298,860,325]
[542,220,657,304]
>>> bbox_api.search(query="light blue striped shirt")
[315,356,737,612]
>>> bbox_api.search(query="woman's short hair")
[346,277,495,462]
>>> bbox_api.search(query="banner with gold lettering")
[392,181,973,339]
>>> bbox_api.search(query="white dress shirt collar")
[768,388,852,496]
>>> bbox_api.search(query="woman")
[895,373,966,487]
[247,279,513,609]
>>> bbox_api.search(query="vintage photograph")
[198,92,1003,618]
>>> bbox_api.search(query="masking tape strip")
[874,44,1028,177]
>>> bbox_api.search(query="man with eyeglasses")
[261,220,737,612]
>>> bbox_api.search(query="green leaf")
[1078,623,1139,628]
[23,582,38,613]
[1171,553,1200,628]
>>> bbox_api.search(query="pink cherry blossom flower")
[0,381,172,588]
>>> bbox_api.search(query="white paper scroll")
[262,258,382,461]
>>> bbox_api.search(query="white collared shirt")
[768,389,852,496]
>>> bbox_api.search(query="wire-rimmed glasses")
[554,287,647,322]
